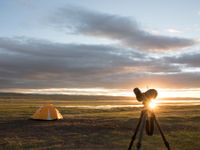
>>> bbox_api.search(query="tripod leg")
[136,113,146,150]
[153,113,171,150]
[128,110,144,150]
[145,111,154,136]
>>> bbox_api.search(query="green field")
[0,93,200,150]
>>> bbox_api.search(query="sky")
[0,0,200,98]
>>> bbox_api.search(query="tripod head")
[133,88,158,108]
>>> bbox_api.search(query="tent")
[31,104,63,120]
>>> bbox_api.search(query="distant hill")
[0,92,136,101]
[0,92,200,101]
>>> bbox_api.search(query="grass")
[0,94,200,149]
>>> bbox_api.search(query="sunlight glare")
[149,100,156,109]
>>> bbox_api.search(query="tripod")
[128,108,171,150]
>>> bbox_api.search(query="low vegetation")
[0,94,200,150]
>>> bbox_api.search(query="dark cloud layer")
[0,37,141,89]
[111,72,200,89]
[165,53,200,68]
[49,6,197,51]
[0,6,200,91]
[0,37,200,90]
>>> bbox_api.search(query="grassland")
[0,93,200,150]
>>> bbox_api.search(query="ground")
[0,94,200,150]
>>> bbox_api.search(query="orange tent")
[31,104,63,120]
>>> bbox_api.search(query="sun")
[149,100,157,109]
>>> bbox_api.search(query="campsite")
[1,93,200,150]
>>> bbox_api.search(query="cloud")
[48,6,197,51]
[167,29,181,33]
[0,37,138,88]
[0,36,185,90]
[144,72,200,89]
[1,36,200,90]
[164,52,200,68]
